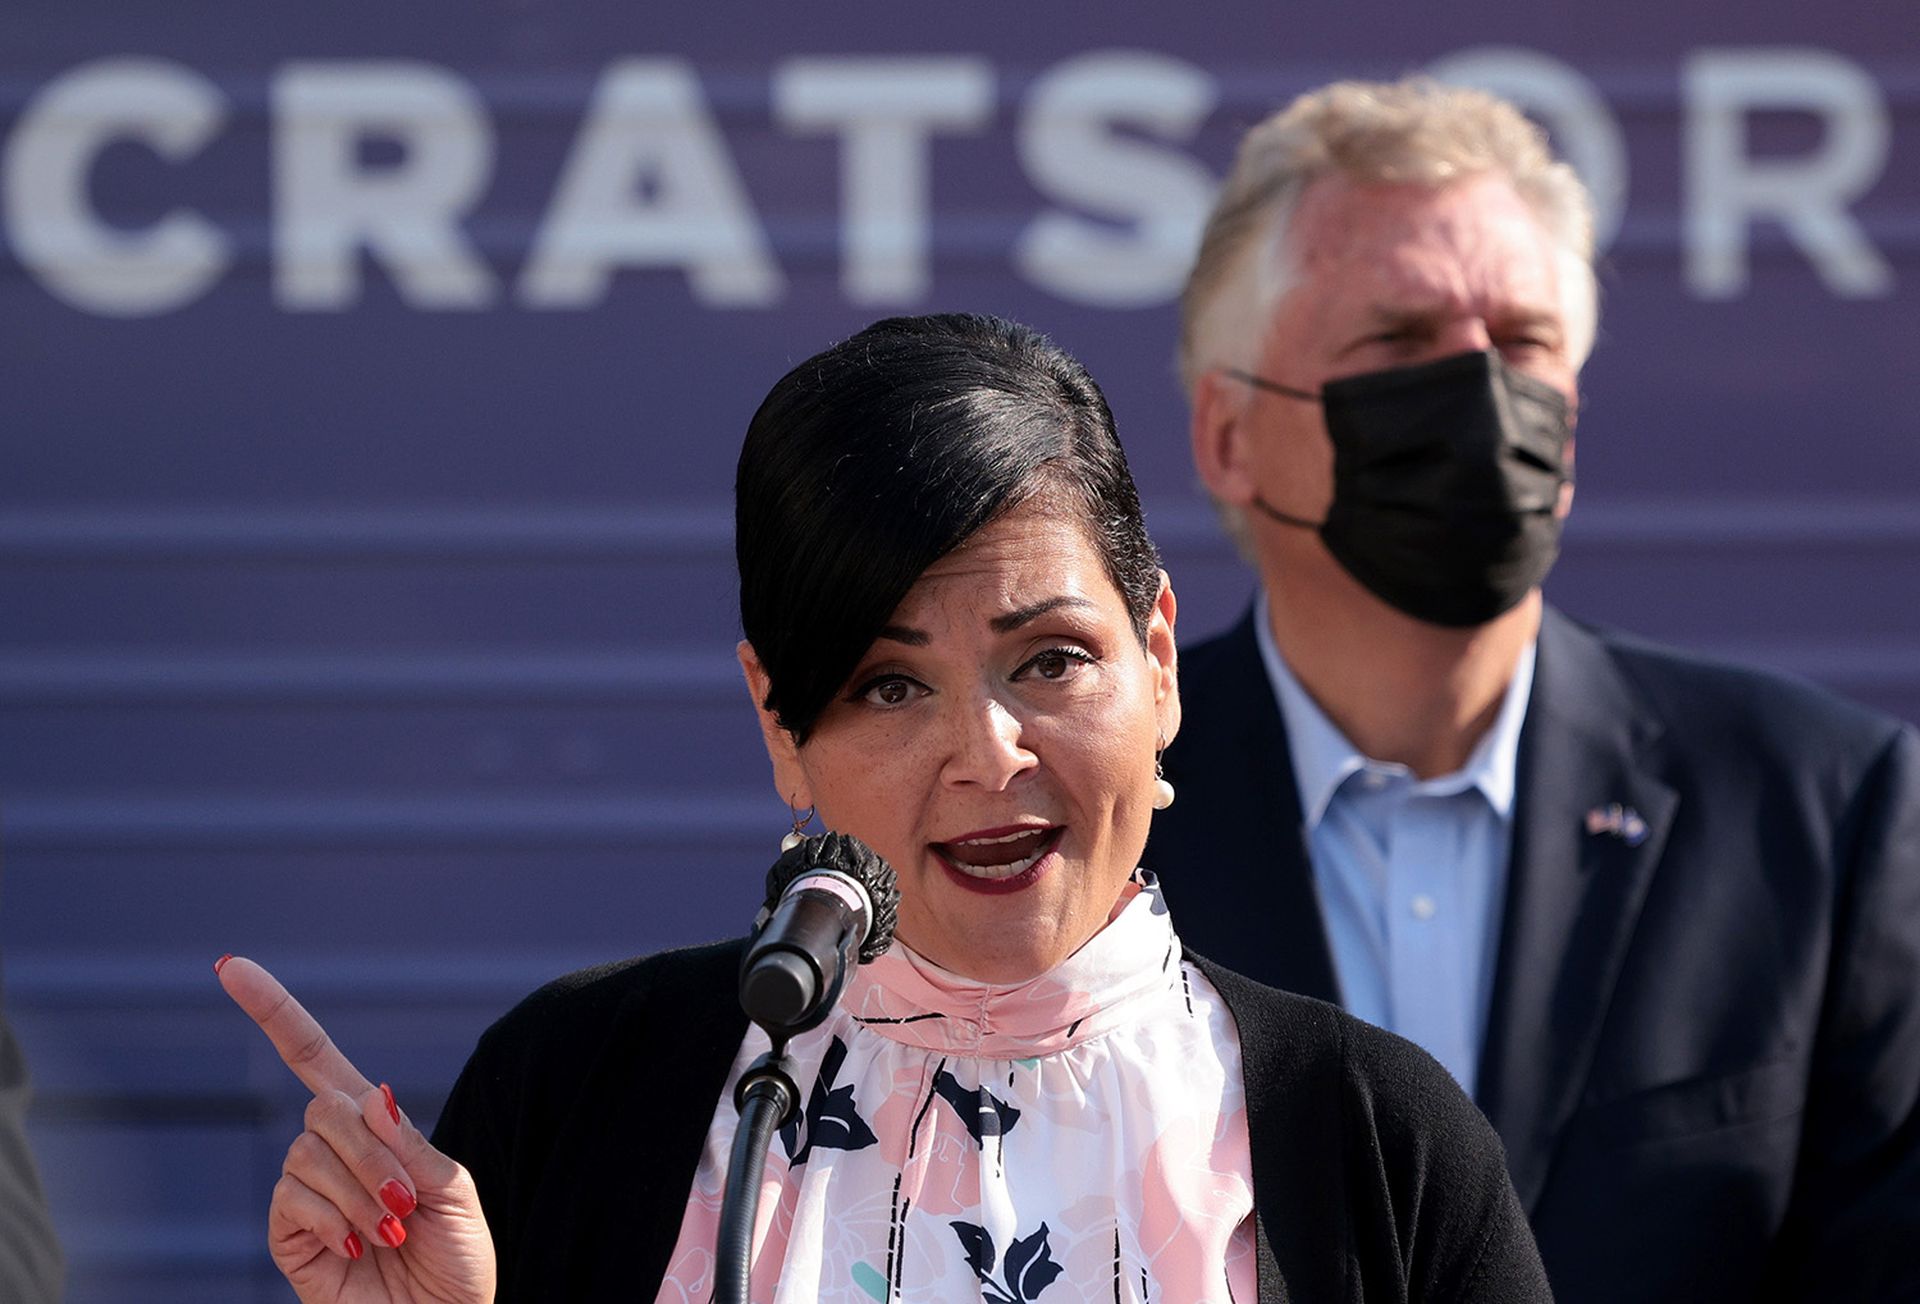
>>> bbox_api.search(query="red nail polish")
[379,1179,416,1219]
[214,953,233,975]
[377,1214,406,1249]
[381,1082,401,1126]
[344,1232,363,1260]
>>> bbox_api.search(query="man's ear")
[737,641,811,810]
[1557,433,1577,520]
[1146,571,1181,746]
[1190,370,1260,507]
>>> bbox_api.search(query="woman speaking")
[218,314,1549,1301]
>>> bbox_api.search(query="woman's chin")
[898,872,1125,984]
[921,939,1066,985]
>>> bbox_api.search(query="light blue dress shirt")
[1253,596,1536,1098]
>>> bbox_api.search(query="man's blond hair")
[1178,77,1598,395]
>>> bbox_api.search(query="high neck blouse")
[656,872,1257,1302]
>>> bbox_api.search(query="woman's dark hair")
[737,313,1161,743]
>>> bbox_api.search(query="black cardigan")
[432,940,1550,1302]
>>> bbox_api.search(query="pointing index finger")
[218,956,374,1099]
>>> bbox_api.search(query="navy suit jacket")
[1153,604,1920,1304]
[0,996,61,1303]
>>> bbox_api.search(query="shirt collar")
[1251,592,1535,827]
[845,871,1179,1057]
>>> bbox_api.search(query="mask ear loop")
[1222,368,1321,404]
[1221,369,1331,532]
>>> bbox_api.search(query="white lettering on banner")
[1014,51,1218,307]
[775,57,994,305]
[519,59,783,308]
[1426,46,1629,251]
[0,47,1902,316]
[1685,49,1895,298]
[4,57,232,316]
[274,62,497,309]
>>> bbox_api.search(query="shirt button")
[1410,894,1437,921]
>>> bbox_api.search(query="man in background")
[1154,76,1920,1302]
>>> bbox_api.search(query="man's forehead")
[1291,172,1547,260]
[1282,173,1569,314]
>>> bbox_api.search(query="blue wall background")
[3,2,1916,1297]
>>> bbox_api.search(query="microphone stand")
[711,1044,799,1304]
[713,835,896,1301]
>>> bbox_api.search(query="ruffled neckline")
[840,872,1182,1058]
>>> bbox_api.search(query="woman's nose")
[939,696,1036,791]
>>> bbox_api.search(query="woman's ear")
[737,641,811,810]
[1146,572,1181,746]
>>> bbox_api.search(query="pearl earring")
[780,802,815,852]
[1152,740,1175,810]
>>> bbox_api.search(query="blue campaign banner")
[2,1,1916,1296]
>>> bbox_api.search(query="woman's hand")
[217,956,497,1304]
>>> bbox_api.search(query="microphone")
[740,831,900,1036]
[719,833,897,1299]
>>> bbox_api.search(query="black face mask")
[1229,349,1573,628]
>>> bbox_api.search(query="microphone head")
[759,831,900,963]
[738,949,821,1030]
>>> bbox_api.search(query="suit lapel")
[1169,610,1340,1003]
[1475,607,1678,1212]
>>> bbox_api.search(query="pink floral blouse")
[656,872,1258,1302]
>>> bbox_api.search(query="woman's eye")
[1018,647,1094,681]
[856,675,922,707]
